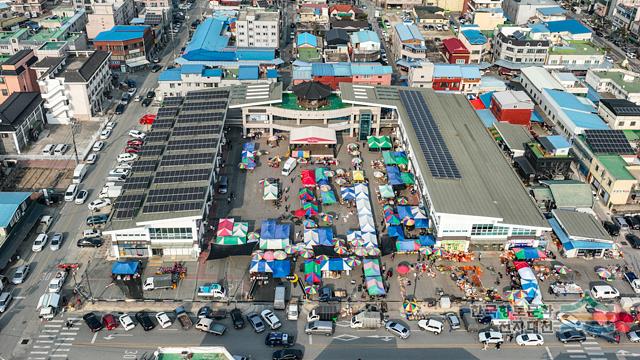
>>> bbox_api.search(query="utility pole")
[70,119,79,165]
[86,259,95,303]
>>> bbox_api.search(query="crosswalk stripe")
[49,355,68,358]
[584,347,601,350]
[54,343,72,346]
[45,324,62,328]
[67,317,81,321]
[57,338,75,341]
[52,348,70,352]
[59,332,77,336]
[566,349,584,353]
[33,346,50,349]
[28,357,46,360]
[582,341,598,345]
[568,355,587,359]
[36,340,54,343]
[564,344,581,347]
[42,330,59,333]
[49,320,64,323]
[38,335,54,338]
[30,351,48,355]
[587,352,605,356]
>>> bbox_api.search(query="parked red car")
[139,114,156,125]
[125,147,140,154]
[102,314,118,330]
[127,140,144,147]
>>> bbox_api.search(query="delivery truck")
[350,311,384,329]
[37,216,53,234]
[143,274,175,291]
[307,305,339,322]
[72,164,88,184]
[37,293,61,320]
[197,282,226,299]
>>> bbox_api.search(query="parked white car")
[479,330,504,344]
[117,153,138,163]
[556,313,583,329]
[417,319,443,334]
[88,198,111,211]
[86,153,98,164]
[99,129,112,139]
[155,312,172,328]
[109,168,130,177]
[32,233,48,252]
[128,130,146,139]
[260,309,281,330]
[105,121,116,131]
[516,333,544,346]
[119,313,136,331]
[92,141,105,152]
[75,190,89,204]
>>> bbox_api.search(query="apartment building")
[11,0,47,17]
[502,0,557,25]
[36,50,111,124]
[393,23,427,63]
[471,8,506,31]
[236,9,279,48]
[598,98,640,130]
[463,0,501,15]
[458,25,488,63]
[79,0,136,40]
[613,3,640,29]
[0,49,39,104]
[586,68,640,104]
[546,41,606,71]
[492,27,550,70]
[94,25,153,69]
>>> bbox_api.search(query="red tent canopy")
[469,98,485,110]
[301,170,316,187]
[513,261,530,270]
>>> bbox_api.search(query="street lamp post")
[86,259,95,304]
[70,119,80,165]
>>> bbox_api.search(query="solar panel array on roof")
[131,159,159,173]
[185,89,229,100]
[144,13,162,25]
[181,102,227,112]
[157,107,179,118]
[154,168,212,184]
[122,176,152,190]
[166,138,217,151]
[375,87,400,100]
[145,132,170,143]
[146,190,207,204]
[173,125,221,137]
[160,152,215,167]
[113,194,145,210]
[142,201,203,214]
[584,130,635,154]
[138,144,166,156]
[163,97,184,106]
[399,90,462,179]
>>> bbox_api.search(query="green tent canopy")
[216,236,246,245]
[400,172,415,185]
[368,136,392,150]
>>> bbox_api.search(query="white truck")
[287,297,299,320]
[37,215,52,233]
[197,283,226,298]
[350,311,384,329]
[48,271,67,293]
[37,293,61,320]
[625,272,640,294]
[143,274,175,291]
[99,184,123,199]
[72,164,88,184]
[274,285,286,310]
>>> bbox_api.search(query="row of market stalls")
[239,142,256,170]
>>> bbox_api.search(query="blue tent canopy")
[340,186,355,201]
[386,166,403,186]
[418,235,435,246]
[111,261,140,275]
[317,227,334,246]
[396,240,420,252]
[272,260,291,278]
[519,247,542,260]
[275,223,291,240]
[387,225,404,238]
[250,259,273,272]
[260,219,276,240]
[321,189,337,204]
[324,258,347,271]
[397,205,412,220]
[243,142,255,152]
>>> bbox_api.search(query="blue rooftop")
[544,19,591,35]
[530,23,550,33]
[158,66,224,82]
[351,30,380,44]
[476,109,497,127]
[0,192,31,228]
[183,18,231,60]
[461,29,487,45]
[238,66,259,80]
[541,135,571,150]
[297,32,318,47]
[394,23,425,42]
[310,62,392,77]
[181,64,206,74]
[158,68,181,81]
[95,25,149,42]
[543,89,609,130]
[433,64,480,79]
[537,6,566,16]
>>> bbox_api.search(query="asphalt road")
[0,1,204,359]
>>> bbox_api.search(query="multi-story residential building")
[329,4,356,19]
[458,25,488,64]
[298,3,329,27]
[158,65,277,98]
[350,30,381,62]
[535,6,566,21]
[10,0,47,17]
[431,64,481,94]
[94,25,153,69]
[546,41,606,71]
[586,68,640,104]
[540,19,593,43]
[36,50,111,124]
[502,0,557,25]
[492,27,550,71]
[236,9,279,48]
[471,8,506,31]
[393,23,427,63]
[79,0,136,40]
[408,61,435,88]
[613,3,640,29]
[598,98,640,130]
[0,49,39,104]
[442,38,470,64]
[292,63,392,89]
[0,92,44,154]
[324,29,350,62]
[515,136,574,181]
[463,0,501,15]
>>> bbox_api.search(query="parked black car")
[272,349,303,360]
[230,308,245,329]
[319,287,332,302]
[77,237,103,248]
[115,104,126,115]
[556,329,586,343]
[625,216,640,230]
[141,98,153,107]
[86,214,109,226]
[198,306,212,318]
[83,312,104,332]
[603,221,620,236]
[151,65,163,73]
[146,91,156,99]
[135,312,156,331]
[626,233,640,249]
[265,332,295,347]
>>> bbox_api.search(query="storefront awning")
[126,57,150,68]
[290,126,337,145]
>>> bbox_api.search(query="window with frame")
[471,224,509,236]
[149,227,193,240]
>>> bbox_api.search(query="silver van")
[304,320,334,336]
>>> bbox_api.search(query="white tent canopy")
[290,126,337,145]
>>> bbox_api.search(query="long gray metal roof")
[552,209,611,240]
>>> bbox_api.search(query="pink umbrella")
[263,251,275,261]
[396,262,411,275]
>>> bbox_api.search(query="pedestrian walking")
[391,252,395,260]
[482,342,488,351]
[495,343,501,351]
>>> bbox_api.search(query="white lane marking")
[568,355,587,359]
[309,335,313,345]
[59,332,77,336]
[54,343,72,346]
[587,353,605,356]
[590,358,608,360]
[91,332,98,344]
[564,344,581,347]
[584,347,602,350]
[566,349,584,353]
[582,341,598,345]
[32,346,50,349]
[44,324,62,328]
[57,338,75,341]
[49,319,63,323]
[49,355,68,358]
[36,340,54,344]
[29,352,48,355]
[67,317,81,321]
[38,335,54,338]
[67,327,80,331]
[28,357,46,360]
[42,329,59,333]
[545,346,553,360]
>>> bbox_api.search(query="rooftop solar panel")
[154,168,212,184]
[584,129,634,154]
[160,152,215,167]
[142,201,203,214]
[399,90,462,180]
